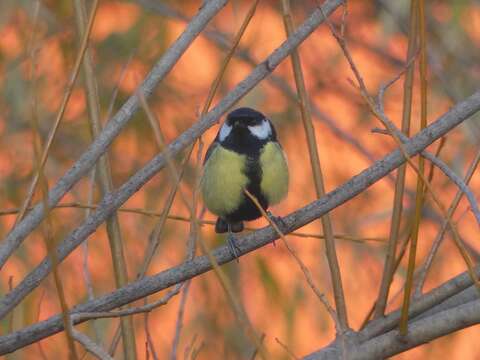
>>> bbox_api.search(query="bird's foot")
[227,232,241,262]
[267,211,288,247]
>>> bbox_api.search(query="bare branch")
[72,329,113,360]
[1,89,479,354]
[0,0,230,268]
[0,0,345,323]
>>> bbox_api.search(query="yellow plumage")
[200,146,248,217]
[260,142,289,205]
[201,141,289,219]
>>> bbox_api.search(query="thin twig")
[143,311,159,360]
[2,89,480,352]
[183,334,198,360]
[415,147,480,294]
[72,284,183,322]
[0,0,230,271]
[282,0,348,332]
[26,6,78,357]
[31,73,79,360]
[170,281,191,360]
[72,0,136,354]
[248,333,266,360]
[320,0,480,322]
[12,0,99,229]
[139,0,390,185]
[0,2,346,319]
[81,167,101,343]
[71,329,113,360]
[400,0,428,335]
[244,189,340,331]
[0,203,385,243]
[275,337,299,360]
[374,0,417,319]
[361,215,413,329]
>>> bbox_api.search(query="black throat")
[219,127,268,157]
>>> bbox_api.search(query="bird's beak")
[234,121,247,129]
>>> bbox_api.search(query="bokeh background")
[1,0,480,358]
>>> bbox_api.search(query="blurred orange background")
[1,0,480,359]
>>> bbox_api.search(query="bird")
[200,107,289,259]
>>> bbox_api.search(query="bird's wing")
[203,141,219,165]
[274,140,288,164]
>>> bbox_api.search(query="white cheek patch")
[218,122,232,141]
[248,119,271,139]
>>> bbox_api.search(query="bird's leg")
[267,211,288,247]
[227,223,241,261]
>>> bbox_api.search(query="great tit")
[200,107,289,258]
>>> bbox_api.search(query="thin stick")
[416,147,480,294]
[374,0,417,319]
[361,216,413,329]
[12,0,99,228]
[143,311,159,360]
[248,333,266,360]
[3,90,480,353]
[72,0,136,355]
[81,167,101,343]
[72,328,113,360]
[0,0,230,273]
[110,1,261,352]
[0,202,385,243]
[319,0,480,323]
[400,0,428,335]
[32,76,79,360]
[26,5,78,357]
[170,281,191,360]
[244,189,340,330]
[140,0,389,185]
[282,0,348,332]
[192,1,269,358]
[275,337,300,360]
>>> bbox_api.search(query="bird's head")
[218,107,275,144]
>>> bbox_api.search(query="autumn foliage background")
[1,0,480,359]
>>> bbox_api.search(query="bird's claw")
[267,211,287,247]
[227,233,241,262]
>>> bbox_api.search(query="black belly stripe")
[217,125,275,223]
[224,153,269,222]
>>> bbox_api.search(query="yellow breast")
[259,142,289,205]
[200,146,248,217]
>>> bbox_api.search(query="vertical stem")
[281,0,348,331]
[374,0,418,319]
[400,0,427,335]
[416,148,480,293]
[72,0,137,357]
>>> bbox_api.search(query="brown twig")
[400,0,428,335]
[244,189,340,331]
[32,75,79,360]
[374,0,418,319]
[81,167,101,343]
[143,310,159,360]
[72,0,136,355]
[249,333,266,360]
[282,0,348,332]
[26,4,78,357]
[0,202,385,243]
[416,147,480,294]
[275,337,299,360]
[319,0,480,315]
[183,334,198,360]
[12,0,99,228]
